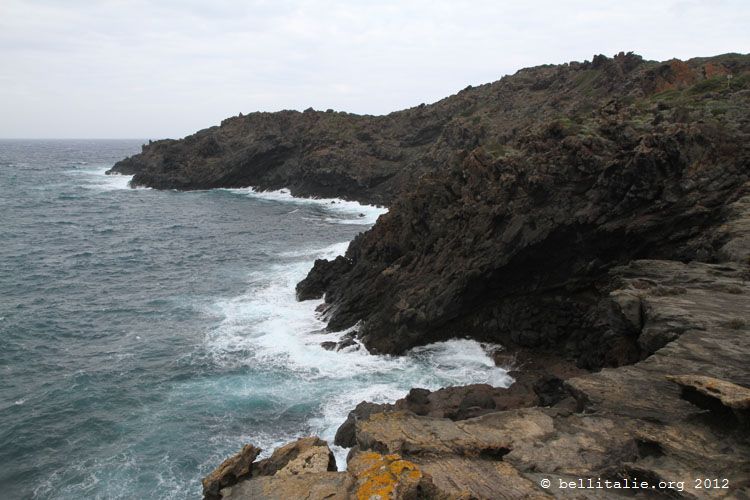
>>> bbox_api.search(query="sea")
[0,139,511,499]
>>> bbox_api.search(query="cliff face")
[109,53,747,207]
[298,53,750,368]
[111,52,750,366]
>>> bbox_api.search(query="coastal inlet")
[0,139,510,499]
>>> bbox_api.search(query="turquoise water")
[0,140,510,499]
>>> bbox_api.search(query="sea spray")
[203,240,511,469]
[0,141,508,499]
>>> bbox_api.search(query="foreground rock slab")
[220,472,352,500]
[213,448,436,500]
[666,374,750,411]
[202,437,336,499]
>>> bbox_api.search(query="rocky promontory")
[109,52,750,498]
[301,54,750,365]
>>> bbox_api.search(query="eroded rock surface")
[202,444,260,500]
[220,472,352,500]
[202,438,337,500]
[255,437,336,478]
[334,353,585,448]
[666,375,750,411]
[341,259,750,498]
[210,446,437,500]
[297,56,750,361]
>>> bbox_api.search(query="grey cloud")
[0,0,748,138]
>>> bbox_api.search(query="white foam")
[96,171,134,191]
[279,241,350,260]
[225,187,388,225]
[202,241,511,470]
[66,166,143,191]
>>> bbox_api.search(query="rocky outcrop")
[296,256,353,301]
[220,472,352,500]
[109,53,748,208]
[302,56,750,364]
[335,352,585,447]
[252,437,336,478]
[208,444,436,500]
[109,52,750,367]
[202,444,260,500]
[217,254,748,499]
[208,194,750,496]
[203,437,336,499]
[666,375,750,416]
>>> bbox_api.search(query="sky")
[0,0,748,139]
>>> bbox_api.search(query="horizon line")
[0,137,154,141]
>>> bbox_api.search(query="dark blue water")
[0,140,509,499]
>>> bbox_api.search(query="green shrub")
[688,77,725,94]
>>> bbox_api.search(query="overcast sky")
[1,0,748,139]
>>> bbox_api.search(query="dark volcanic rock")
[296,256,352,301]
[109,53,748,208]
[320,341,337,351]
[303,54,750,365]
[109,53,750,368]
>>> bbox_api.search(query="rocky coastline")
[109,52,750,498]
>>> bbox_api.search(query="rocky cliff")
[109,52,750,498]
[109,53,748,208]
[111,51,749,365]
[299,53,750,368]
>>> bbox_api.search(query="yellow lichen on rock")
[348,451,428,500]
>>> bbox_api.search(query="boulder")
[320,341,337,351]
[253,437,336,477]
[202,444,261,500]
[335,402,388,448]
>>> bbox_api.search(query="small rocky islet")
[109,52,750,498]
